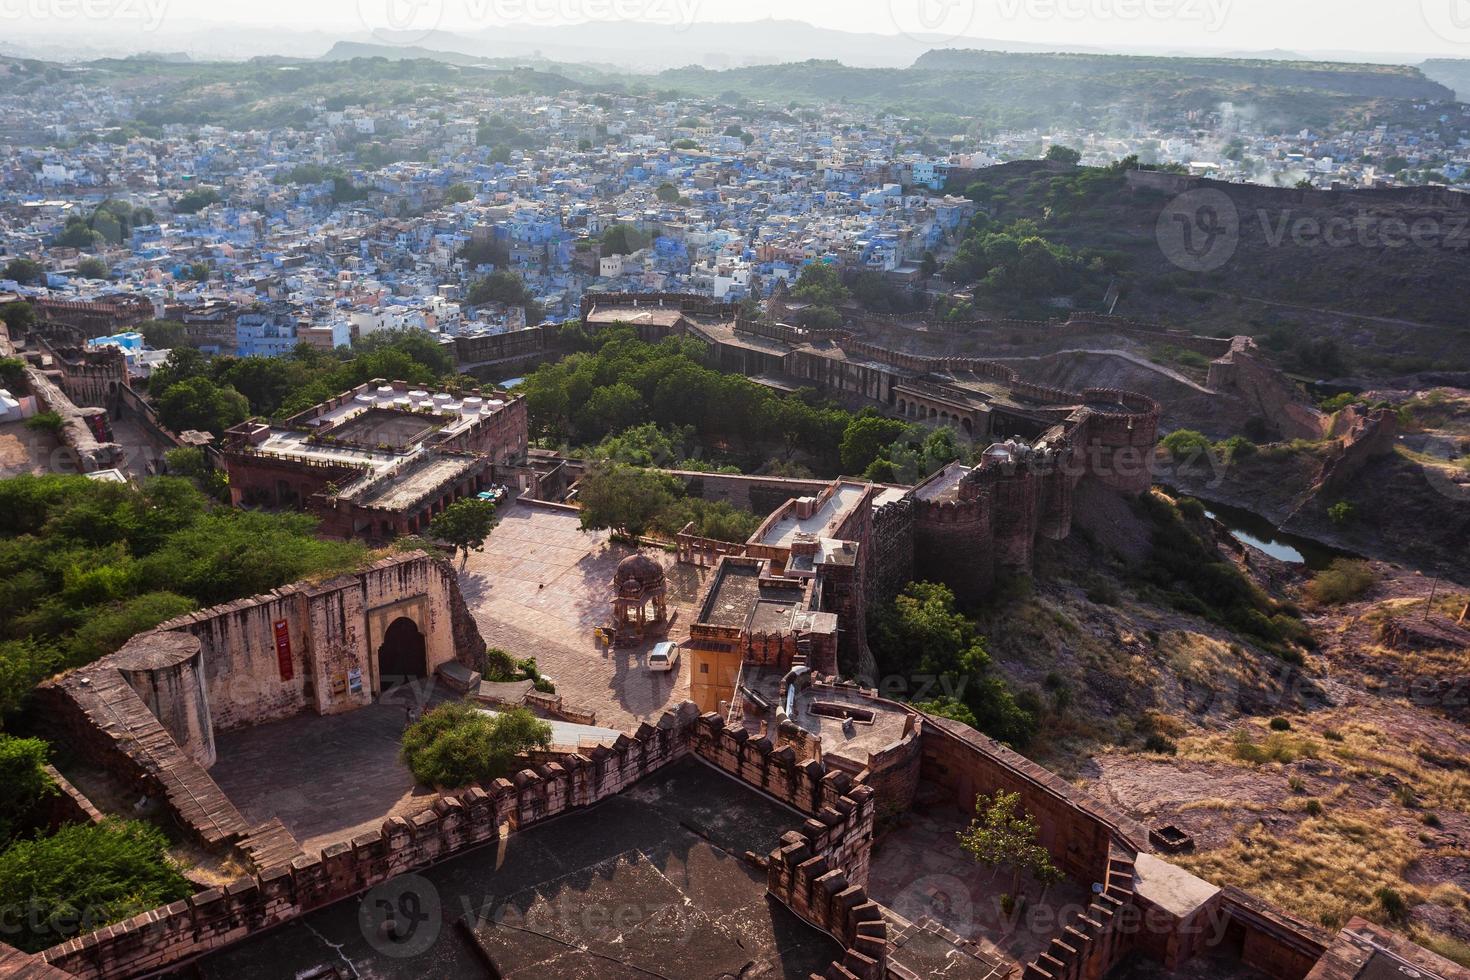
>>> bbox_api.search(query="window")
[699,663,709,674]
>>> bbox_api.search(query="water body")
[1157,486,1345,570]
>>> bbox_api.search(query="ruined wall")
[33,665,252,852]
[152,553,483,732]
[22,365,123,473]
[1206,339,1324,442]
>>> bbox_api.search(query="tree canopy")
[870,581,1037,746]
[429,498,498,564]
[0,475,365,719]
[400,702,551,789]
[0,819,191,952]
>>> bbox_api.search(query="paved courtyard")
[0,419,60,479]
[212,697,440,855]
[867,806,1094,970]
[458,502,708,732]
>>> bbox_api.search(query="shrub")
[1217,435,1257,463]
[23,411,64,435]
[1327,501,1355,525]
[1143,734,1178,755]
[1161,429,1212,462]
[1269,717,1292,731]
[1306,559,1376,605]
[1304,798,1323,816]
[400,702,551,789]
[1374,885,1408,921]
[0,819,191,952]
[0,735,55,842]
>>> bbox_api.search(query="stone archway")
[377,616,426,689]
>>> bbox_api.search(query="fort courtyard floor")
[211,697,443,856]
[458,501,707,732]
[193,757,841,979]
[869,805,1095,972]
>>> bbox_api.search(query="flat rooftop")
[911,460,970,504]
[755,481,869,548]
[192,757,840,979]
[330,406,444,450]
[348,452,480,510]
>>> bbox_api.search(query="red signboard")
[273,620,293,681]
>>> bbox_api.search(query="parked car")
[648,641,680,672]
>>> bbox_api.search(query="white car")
[648,641,680,673]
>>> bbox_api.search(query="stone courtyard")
[868,805,1095,971]
[211,697,443,855]
[458,501,707,731]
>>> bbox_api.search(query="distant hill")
[655,50,1457,132]
[1422,58,1470,102]
[954,162,1470,376]
[913,49,1455,100]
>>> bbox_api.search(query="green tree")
[655,182,680,203]
[792,262,850,308]
[156,377,249,435]
[957,790,1065,899]
[429,498,499,566]
[172,187,220,214]
[0,300,36,334]
[1044,144,1081,165]
[3,258,44,285]
[0,356,25,388]
[0,819,191,952]
[839,414,910,474]
[444,183,475,204]
[400,702,551,789]
[601,223,645,256]
[870,581,1036,746]
[575,463,677,539]
[1160,429,1212,462]
[0,734,55,843]
[139,320,187,349]
[468,271,542,322]
[24,412,64,435]
[75,257,109,279]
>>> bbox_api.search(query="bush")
[400,702,551,789]
[23,411,64,435]
[1306,559,1376,605]
[0,735,55,842]
[1217,435,1257,463]
[1161,429,1212,462]
[1269,717,1292,731]
[1374,885,1408,921]
[1327,501,1355,525]
[1143,733,1178,755]
[0,819,191,952]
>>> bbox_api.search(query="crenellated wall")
[40,704,703,980]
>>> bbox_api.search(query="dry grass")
[1176,812,1423,930]
[1179,720,1470,814]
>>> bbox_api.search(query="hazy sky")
[8,0,1470,58]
